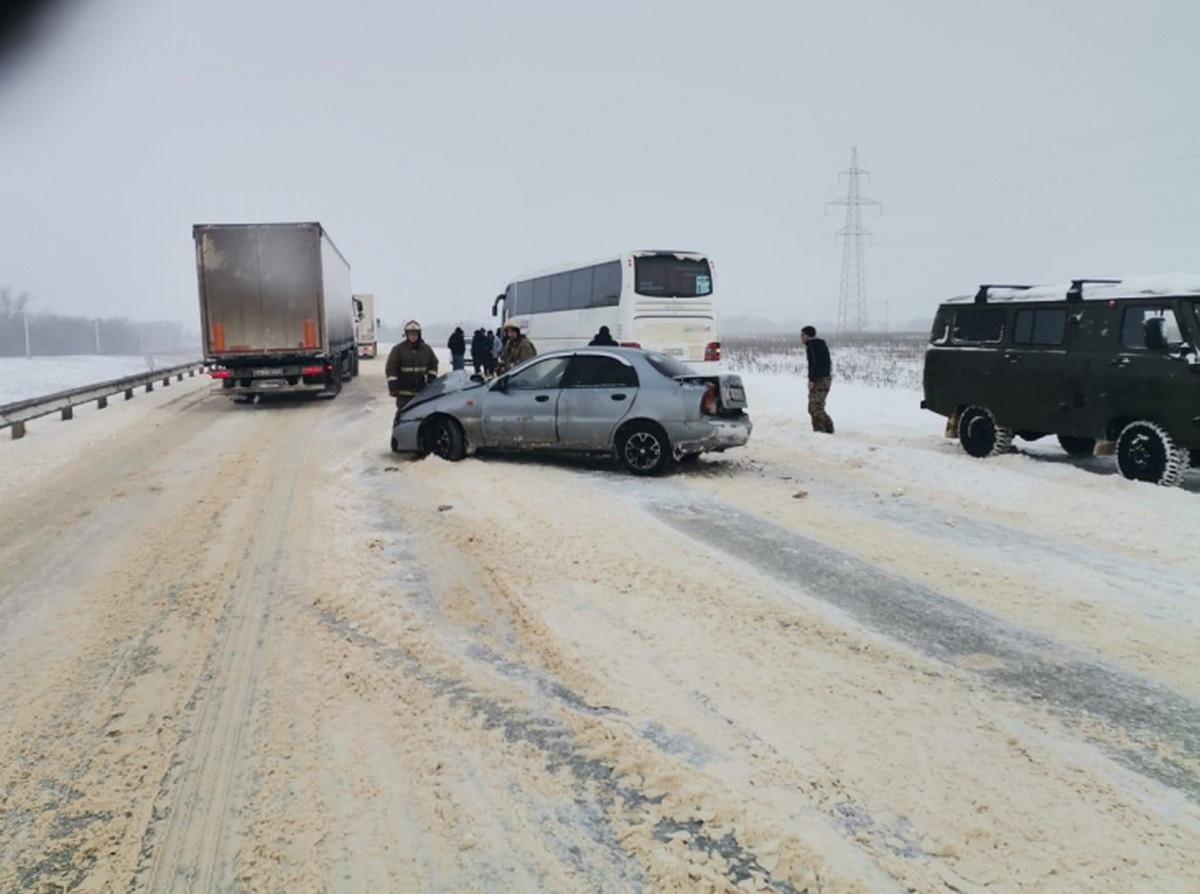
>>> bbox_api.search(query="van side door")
[1002,306,1069,433]
[932,306,1007,415]
[1103,303,1191,430]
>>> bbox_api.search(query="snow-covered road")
[0,357,1196,893]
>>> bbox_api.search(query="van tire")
[1116,421,1189,486]
[617,422,672,476]
[958,406,1013,458]
[1057,435,1096,457]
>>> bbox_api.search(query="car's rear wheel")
[617,422,671,476]
[1057,434,1096,457]
[1116,421,1189,486]
[958,405,1013,458]
[423,416,466,462]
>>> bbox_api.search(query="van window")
[952,308,1006,344]
[1121,306,1183,351]
[930,309,951,345]
[1013,308,1067,346]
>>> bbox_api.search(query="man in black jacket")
[801,325,833,433]
[588,325,618,346]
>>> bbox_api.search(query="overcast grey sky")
[2,0,1198,332]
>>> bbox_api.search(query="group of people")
[386,319,538,411]
[447,327,503,375]
[388,317,834,435]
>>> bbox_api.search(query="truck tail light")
[704,341,722,362]
[701,382,719,416]
[301,365,325,377]
[619,341,641,349]
[210,369,232,379]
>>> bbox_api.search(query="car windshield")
[634,255,712,298]
[644,352,693,378]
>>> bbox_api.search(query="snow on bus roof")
[944,273,1200,304]
[954,273,1200,303]
[507,250,709,284]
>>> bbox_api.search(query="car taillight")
[210,370,232,379]
[704,341,721,362]
[619,341,641,348]
[301,365,325,376]
[701,382,719,415]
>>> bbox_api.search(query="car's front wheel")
[1116,421,1189,486]
[422,416,466,462]
[617,422,671,476]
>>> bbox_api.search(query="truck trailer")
[353,293,378,358]
[194,222,357,398]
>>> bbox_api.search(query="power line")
[874,210,1200,248]
[827,147,882,332]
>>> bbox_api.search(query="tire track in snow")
[638,486,1200,802]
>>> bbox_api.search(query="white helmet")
[404,320,422,334]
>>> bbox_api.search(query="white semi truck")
[194,222,358,399]
[353,293,378,358]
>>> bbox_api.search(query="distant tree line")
[0,290,195,357]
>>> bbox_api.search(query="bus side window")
[569,268,593,310]
[591,261,621,308]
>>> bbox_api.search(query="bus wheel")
[958,405,1013,458]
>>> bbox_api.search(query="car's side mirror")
[492,377,508,392]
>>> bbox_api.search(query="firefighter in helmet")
[497,319,537,374]
[386,320,439,412]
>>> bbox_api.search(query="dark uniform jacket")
[448,329,466,356]
[805,338,832,380]
[386,339,439,404]
[499,336,537,373]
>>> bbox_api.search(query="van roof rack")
[1066,278,1121,302]
[974,284,1031,304]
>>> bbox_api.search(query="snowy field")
[0,353,200,405]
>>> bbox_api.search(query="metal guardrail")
[0,361,207,440]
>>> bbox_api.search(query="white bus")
[491,250,722,371]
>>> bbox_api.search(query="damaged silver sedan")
[390,348,751,475]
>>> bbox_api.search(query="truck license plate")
[252,368,279,377]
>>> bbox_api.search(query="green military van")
[923,276,1200,486]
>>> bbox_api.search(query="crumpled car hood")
[402,370,484,413]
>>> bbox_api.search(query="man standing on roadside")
[801,325,833,434]
[386,320,439,419]
[497,320,536,374]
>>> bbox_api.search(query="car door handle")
[535,394,550,402]
[611,393,627,401]
[1110,357,1131,368]
[1003,353,1019,363]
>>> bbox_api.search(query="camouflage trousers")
[808,377,833,433]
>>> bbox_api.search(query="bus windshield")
[634,256,712,298]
